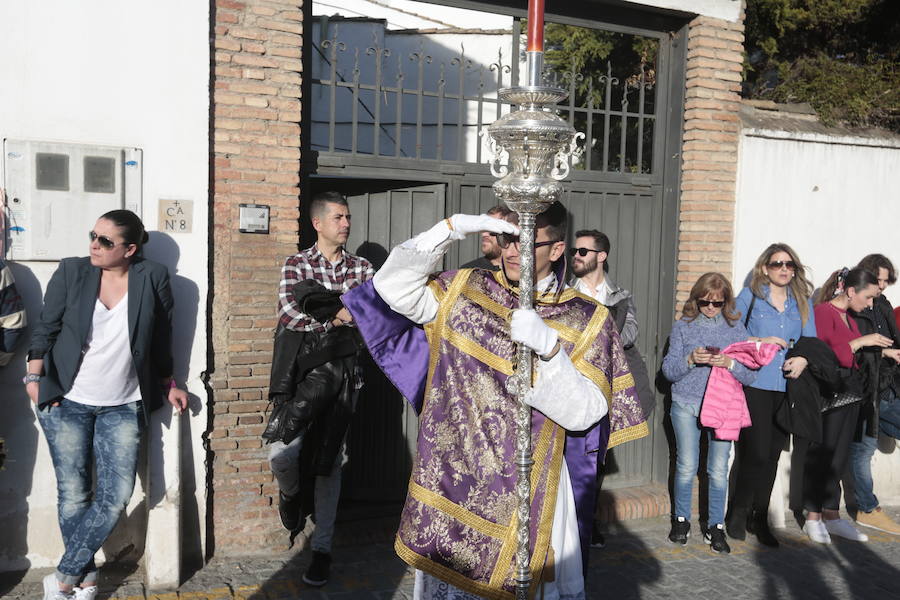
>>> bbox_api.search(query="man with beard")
[460,204,512,270]
[570,229,653,548]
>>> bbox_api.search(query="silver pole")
[485,47,583,600]
[513,212,536,598]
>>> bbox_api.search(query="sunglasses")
[767,260,797,271]
[568,247,602,257]
[89,230,128,250]
[493,233,560,250]
[696,299,726,308]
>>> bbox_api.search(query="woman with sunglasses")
[25,210,188,600]
[728,243,815,547]
[662,272,756,554]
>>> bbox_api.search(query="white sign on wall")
[159,198,193,234]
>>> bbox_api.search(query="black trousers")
[803,402,860,512]
[732,388,788,512]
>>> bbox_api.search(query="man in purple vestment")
[347,202,647,600]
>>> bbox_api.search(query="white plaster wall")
[0,0,209,577]
[733,128,900,517]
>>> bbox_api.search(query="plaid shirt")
[277,244,375,332]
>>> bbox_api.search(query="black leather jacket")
[263,282,365,475]
[850,294,900,437]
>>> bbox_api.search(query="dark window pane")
[84,156,116,193]
[36,153,69,191]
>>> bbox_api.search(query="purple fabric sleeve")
[342,280,430,414]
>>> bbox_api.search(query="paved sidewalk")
[4,509,900,599]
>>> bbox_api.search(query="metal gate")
[305,2,689,499]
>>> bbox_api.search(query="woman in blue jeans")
[662,273,756,554]
[24,210,188,600]
[849,254,900,534]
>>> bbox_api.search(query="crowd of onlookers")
[8,198,900,599]
[662,246,900,554]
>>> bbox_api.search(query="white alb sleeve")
[373,222,462,325]
[527,350,608,431]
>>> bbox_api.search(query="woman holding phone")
[729,243,816,547]
[662,272,755,554]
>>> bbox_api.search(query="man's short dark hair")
[575,229,610,272]
[309,191,348,221]
[536,201,567,242]
[856,253,897,285]
[487,205,512,219]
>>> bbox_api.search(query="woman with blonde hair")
[662,272,757,554]
[727,243,816,547]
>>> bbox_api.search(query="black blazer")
[29,256,174,423]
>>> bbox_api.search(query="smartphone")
[705,346,721,355]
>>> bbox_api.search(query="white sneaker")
[73,585,98,600]
[825,518,869,542]
[803,519,832,544]
[42,574,72,600]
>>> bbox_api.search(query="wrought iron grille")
[310,20,659,174]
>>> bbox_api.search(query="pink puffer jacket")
[700,341,779,441]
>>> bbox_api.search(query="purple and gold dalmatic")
[344,267,647,600]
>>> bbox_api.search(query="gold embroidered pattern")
[528,425,564,592]
[408,480,507,539]
[608,420,650,449]
[396,537,516,600]
[445,329,514,376]
[489,418,559,589]
[570,303,608,363]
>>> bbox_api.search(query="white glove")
[449,213,519,237]
[510,309,559,357]
[410,213,520,253]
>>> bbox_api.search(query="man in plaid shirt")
[269,191,374,587]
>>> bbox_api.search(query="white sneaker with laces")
[803,519,832,544]
[73,585,98,600]
[825,518,869,542]
[42,574,73,600]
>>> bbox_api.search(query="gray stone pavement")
[4,509,900,599]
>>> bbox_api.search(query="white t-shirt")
[66,294,142,407]
[574,277,612,306]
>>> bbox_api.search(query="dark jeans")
[732,388,787,512]
[804,402,859,513]
[38,399,143,585]
[849,390,900,512]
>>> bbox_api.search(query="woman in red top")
[804,268,896,544]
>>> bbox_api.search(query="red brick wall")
[210,0,304,553]
[675,13,745,313]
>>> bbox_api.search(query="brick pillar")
[210,0,304,553]
[675,12,745,312]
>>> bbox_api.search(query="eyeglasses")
[493,233,560,250]
[767,260,797,271]
[568,247,602,257]
[89,230,127,250]
[696,299,725,308]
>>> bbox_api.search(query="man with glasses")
[460,204,512,270]
[570,229,654,548]
[342,202,647,599]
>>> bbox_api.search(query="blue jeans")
[268,432,344,553]
[38,399,143,585]
[671,401,732,525]
[850,390,900,513]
